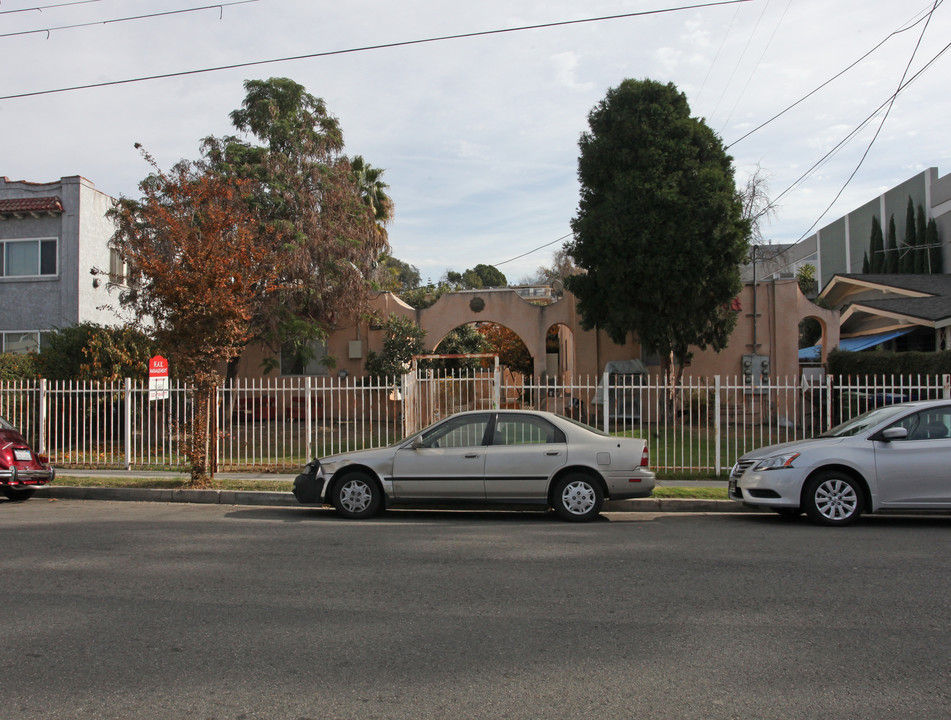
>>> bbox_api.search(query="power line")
[0,1,259,40]
[726,0,942,149]
[751,20,951,266]
[494,234,573,267]
[791,0,940,242]
[0,0,754,101]
[0,0,108,15]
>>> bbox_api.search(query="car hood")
[739,436,849,461]
[318,444,399,471]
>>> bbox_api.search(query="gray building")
[746,167,951,290]
[0,176,119,353]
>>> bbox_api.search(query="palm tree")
[350,155,394,228]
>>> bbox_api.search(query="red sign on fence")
[148,355,169,401]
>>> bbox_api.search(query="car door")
[483,414,567,501]
[874,406,951,507]
[391,413,491,499]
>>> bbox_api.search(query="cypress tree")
[869,216,884,273]
[885,215,899,273]
[915,205,927,273]
[901,197,916,273]
[927,218,942,273]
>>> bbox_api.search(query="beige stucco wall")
[233,280,838,382]
[682,279,838,380]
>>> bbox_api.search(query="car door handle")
[546,451,561,456]
[464,453,480,459]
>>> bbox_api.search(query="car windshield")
[818,404,910,438]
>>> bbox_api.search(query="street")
[2,500,950,719]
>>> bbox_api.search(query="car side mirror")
[880,427,908,441]
[411,436,423,449]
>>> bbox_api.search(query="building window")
[281,339,330,376]
[2,331,41,354]
[109,248,129,285]
[1,238,57,277]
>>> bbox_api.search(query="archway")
[544,323,576,383]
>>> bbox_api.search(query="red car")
[1,415,55,501]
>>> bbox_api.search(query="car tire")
[2,486,36,502]
[803,471,864,526]
[552,474,603,522]
[331,472,382,519]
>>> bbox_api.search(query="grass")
[50,475,728,499]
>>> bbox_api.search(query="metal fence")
[2,372,949,476]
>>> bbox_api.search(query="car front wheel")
[552,474,603,522]
[803,471,863,526]
[331,473,382,519]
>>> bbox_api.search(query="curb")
[34,486,757,513]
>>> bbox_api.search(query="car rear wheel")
[2,486,36,502]
[552,474,603,522]
[803,471,863,526]
[331,473,382,519]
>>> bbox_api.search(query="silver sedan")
[293,409,655,521]
[729,399,951,525]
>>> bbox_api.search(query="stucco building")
[0,176,118,353]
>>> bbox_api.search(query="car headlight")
[752,452,799,471]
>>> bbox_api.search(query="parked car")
[729,400,951,525]
[1,415,55,501]
[294,409,655,521]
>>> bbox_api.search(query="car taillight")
[640,446,649,468]
[37,454,50,466]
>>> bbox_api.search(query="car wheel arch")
[327,465,387,507]
[800,464,872,513]
[547,466,606,504]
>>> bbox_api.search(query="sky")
[2,0,950,284]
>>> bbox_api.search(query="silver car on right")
[729,399,951,525]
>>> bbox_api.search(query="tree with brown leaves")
[110,148,275,483]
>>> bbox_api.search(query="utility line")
[726,0,942,149]
[790,0,940,243]
[0,0,108,15]
[494,234,572,267]
[755,34,951,225]
[0,0,754,101]
[0,1,259,39]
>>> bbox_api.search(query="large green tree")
[201,78,388,376]
[565,79,749,403]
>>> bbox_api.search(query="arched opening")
[429,322,533,378]
[544,323,576,383]
[798,315,826,367]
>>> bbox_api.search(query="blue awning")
[798,329,914,362]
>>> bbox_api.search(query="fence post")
[39,378,47,454]
[305,375,313,461]
[714,375,721,475]
[603,371,610,434]
[124,378,132,470]
[493,358,501,410]
[826,374,834,431]
[944,374,950,400]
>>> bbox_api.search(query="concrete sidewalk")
[33,469,745,513]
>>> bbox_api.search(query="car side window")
[419,414,490,448]
[886,407,951,441]
[904,409,951,441]
[492,415,566,445]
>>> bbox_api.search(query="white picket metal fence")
[2,372,949,476]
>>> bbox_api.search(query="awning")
[798,329,915,362]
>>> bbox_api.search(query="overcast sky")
[2,0,949,283]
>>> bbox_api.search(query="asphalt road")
[2,500,950,720]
